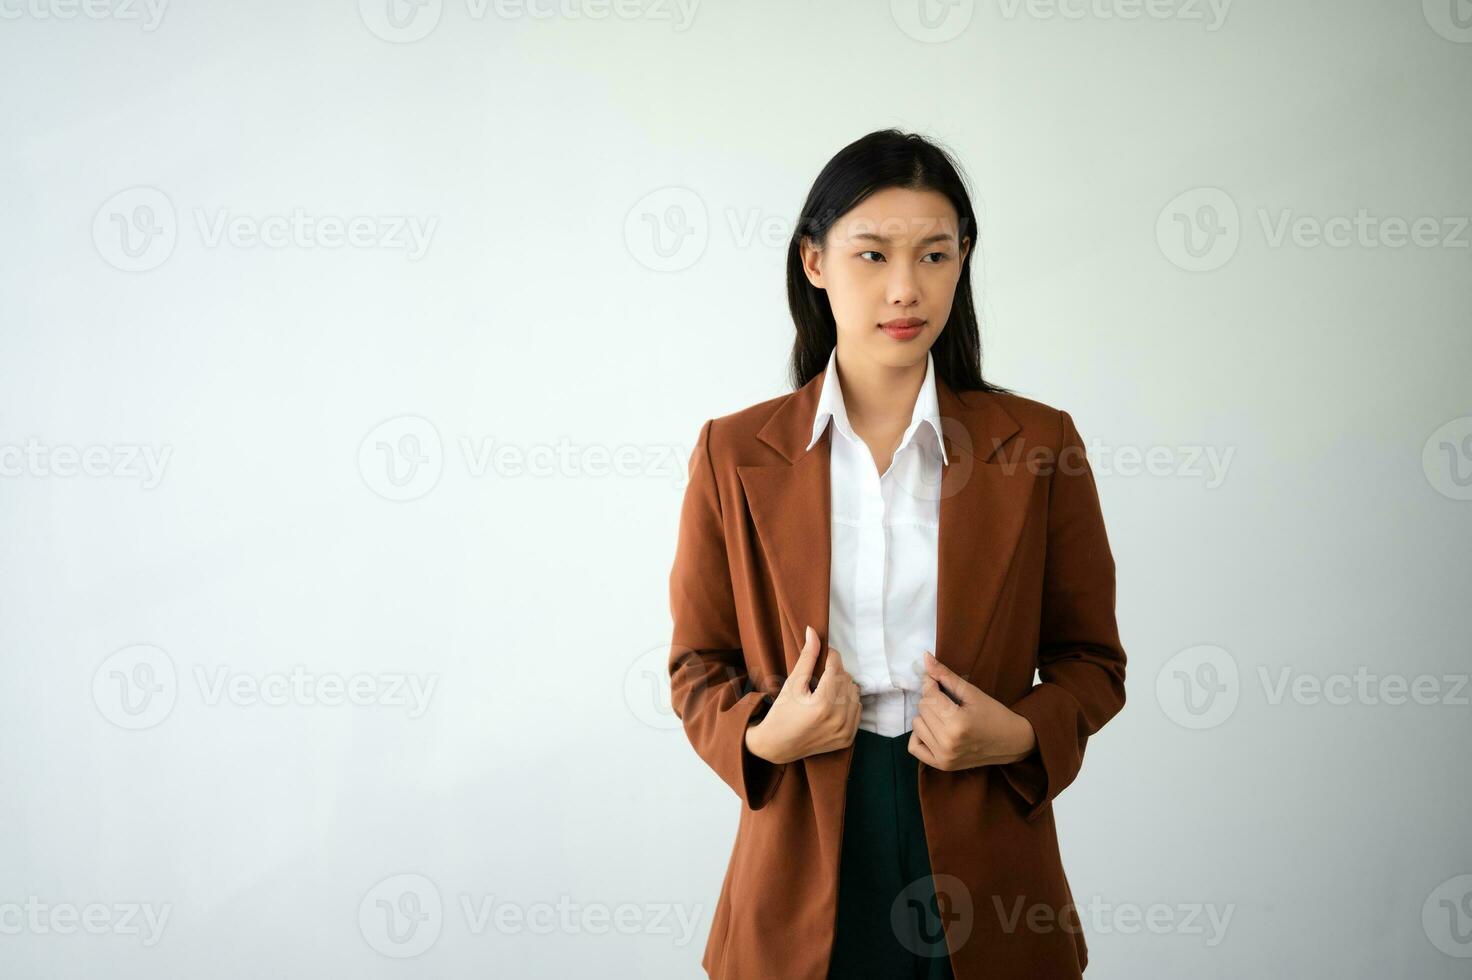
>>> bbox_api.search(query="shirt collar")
[804,347,949,466]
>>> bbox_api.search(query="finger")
[908,721,941,767]
[909,714,931,749]
[914,690,952,743]
[924,651,977,705]
[813,646,852,694]
[916,715,951,768]
[827,663,860,711]
[919,674,958,718]
[789,626,821,688]
[824,669,858,707]
[918,672,944,704]
[907,736,938,767]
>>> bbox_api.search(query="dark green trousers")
[828,728,957,980]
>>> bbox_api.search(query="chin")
[868,338,934,367]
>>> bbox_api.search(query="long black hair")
[785,129,1011,396]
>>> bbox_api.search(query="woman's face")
[800,186,970,370]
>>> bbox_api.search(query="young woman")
[668,130,1128,980]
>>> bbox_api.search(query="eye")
[859,250,885,262]
[921,251,950,264]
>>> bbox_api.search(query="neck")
[832,345,927,430]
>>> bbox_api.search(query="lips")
[880,318,925,340]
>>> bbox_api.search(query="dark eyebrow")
[850,231,956,246]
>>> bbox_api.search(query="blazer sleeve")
[997,408,1128,822]
[668,418,788,811]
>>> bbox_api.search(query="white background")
[1,0,1469,976]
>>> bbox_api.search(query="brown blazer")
[667,362,1128,980]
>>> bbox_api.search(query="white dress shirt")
[805,346,949,737]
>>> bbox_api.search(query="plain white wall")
[1,0,1469,976]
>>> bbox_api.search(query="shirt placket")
[889,438,924,735]
[855,451,891,705]
[877,452,908,735]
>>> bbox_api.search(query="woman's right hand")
[744,625,862,765]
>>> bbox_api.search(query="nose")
[886,264,920,308]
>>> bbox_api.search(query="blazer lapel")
[737,368,843,860]
[738,361,1031,689]
[933,374,1032,685]
[737,370,831,679]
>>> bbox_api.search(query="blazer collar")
[757,354,1021,467]
[803,347,951,466]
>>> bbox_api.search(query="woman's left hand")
[907,651,1038,771]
